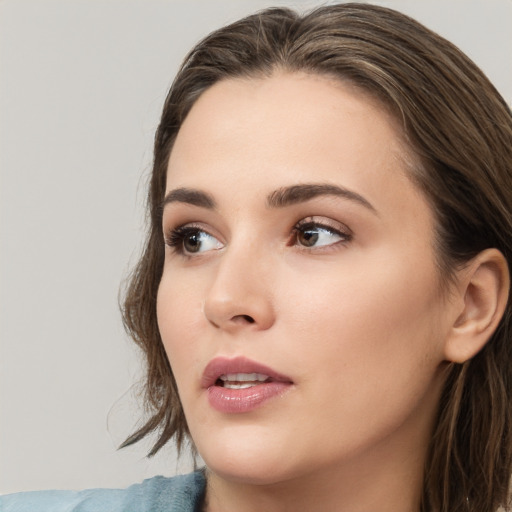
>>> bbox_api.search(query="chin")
[194,425,300,485]
[204,457,296,486]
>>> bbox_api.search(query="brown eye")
[183,231,202,253]
[165,226,223,255]
[297,229,319,247]
[294,222,349,248]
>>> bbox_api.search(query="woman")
[4,3,512,511]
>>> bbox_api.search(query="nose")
[203,244,276,333]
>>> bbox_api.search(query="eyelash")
[290,218,352,249]
[164,218,352,256]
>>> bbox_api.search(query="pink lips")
[202,356,293,413]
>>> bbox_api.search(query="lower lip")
[207,382,292,413]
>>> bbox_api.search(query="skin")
[157,73,466,512]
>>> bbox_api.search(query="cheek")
[276,264,446,457]
[156,273,206,383]
[281,251,446,400]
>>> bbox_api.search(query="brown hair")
[121,4,512,511]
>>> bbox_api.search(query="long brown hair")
[121,4,512,511]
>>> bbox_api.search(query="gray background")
[1,0,511,494]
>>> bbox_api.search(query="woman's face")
[157,73,453,485]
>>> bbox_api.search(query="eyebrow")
[162,183,377,215]
[162,188,217,210]
[266,183,377,214]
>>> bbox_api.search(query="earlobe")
[444,248,510,364]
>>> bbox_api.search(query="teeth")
[219,373,269,382]
[218,373,270,389]
[223,382,259,389]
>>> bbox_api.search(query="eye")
[292,218,351,248]
[165,225,223,255]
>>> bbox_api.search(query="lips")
[201,356,294,413]
[201,356,293,388]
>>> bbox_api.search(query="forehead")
[169,72,409,177]
[167,72,418,207]
[172,72,404,156]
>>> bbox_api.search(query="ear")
[444,248,510,363]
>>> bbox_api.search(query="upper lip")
[201,356,293,388]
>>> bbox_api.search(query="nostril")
[232,314,255,324]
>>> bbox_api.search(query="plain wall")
[1,0,511,494]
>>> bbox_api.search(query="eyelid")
[294,216,352,236]
[164,219,220,239]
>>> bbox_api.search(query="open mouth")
[202,356,293,390]
[204,357,293,413]
[216,373,272,389]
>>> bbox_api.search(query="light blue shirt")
[1,471,206,512]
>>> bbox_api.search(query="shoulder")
[0,471,206,512]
